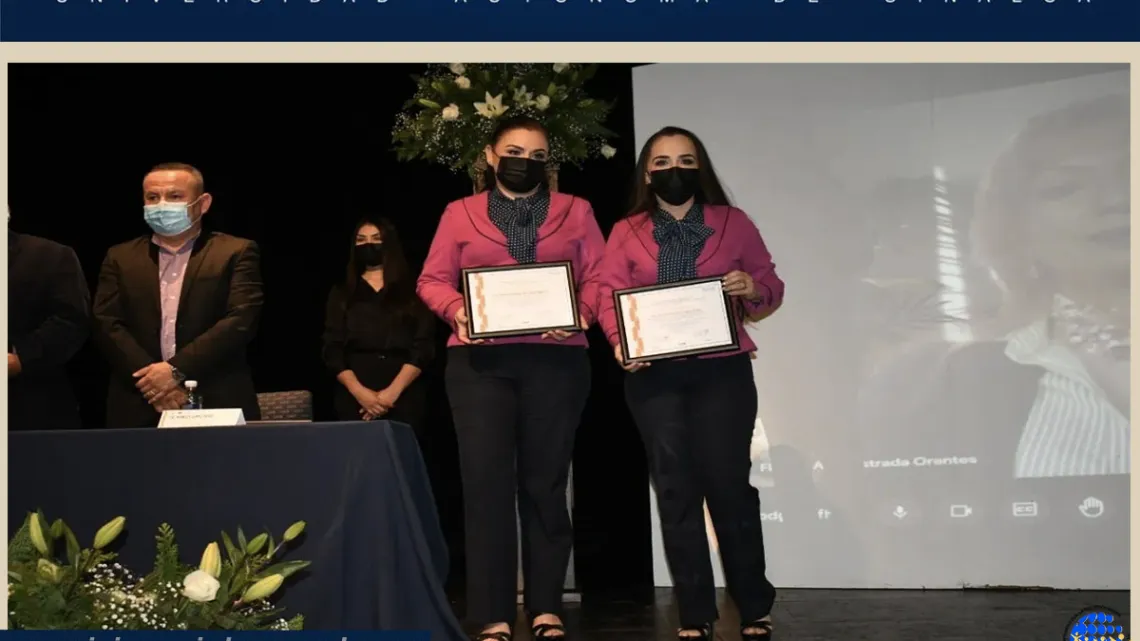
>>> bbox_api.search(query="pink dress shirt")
[597,205,785,359]
[417,190,606,349]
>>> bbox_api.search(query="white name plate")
[158,408,247,428]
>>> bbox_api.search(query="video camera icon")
[949,504,972,518]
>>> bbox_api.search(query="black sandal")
[474,631,512,641]
[532,622,566,638]
[677,623,713,640]
[741,619,773,640]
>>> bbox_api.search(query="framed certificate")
[613,276,739,363]
[462,261,581,340]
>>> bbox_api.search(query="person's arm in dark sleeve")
[321,286,350,376]
[407,302,436,371]
[10,244,91,376]
[92,249,154,378]
[385,302,435,398]
[323,286,369,395]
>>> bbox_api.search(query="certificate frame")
[461,260,581,340]
[613,276,740,364]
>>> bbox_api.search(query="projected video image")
[854,91,1129,482]
[974,95,1129,479]
[634,63,1129,591]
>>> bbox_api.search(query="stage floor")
[455,588,1131,640]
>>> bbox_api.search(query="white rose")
[534,95,551,111]
[442,104,461,120]
[449,63,466,75]
[552,63,570,73]
[455,76,471,89]
[600,144,617,159]
[181,570,220,603]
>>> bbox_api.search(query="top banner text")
[1,0,1138,42]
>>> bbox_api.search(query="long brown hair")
[624,126,732,219]
[342,216,418,314]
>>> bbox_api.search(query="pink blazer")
[416,190,606,349]
[597,205,785,358]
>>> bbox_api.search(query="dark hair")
[624,126,731,218]
[343,216,418,314]
[147,162,205,196]
[482,115,551,191]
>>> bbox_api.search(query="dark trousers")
[445,344,590,628]
[625,353,776,625]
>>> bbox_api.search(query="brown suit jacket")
[92,231,264,427]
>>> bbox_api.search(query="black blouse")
[321,280,436,375]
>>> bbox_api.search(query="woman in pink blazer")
[597,127,785,641]
[417,116,605,641]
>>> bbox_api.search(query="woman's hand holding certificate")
[613,276,741,364]
[721,270,757,298]
[542,314,589,341]
[453,307,486,345]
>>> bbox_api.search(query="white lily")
[513,85,535,107]
[474,92,508,119]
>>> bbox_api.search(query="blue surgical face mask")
[144,199,197,236]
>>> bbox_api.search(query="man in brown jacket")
[93,162,264,427]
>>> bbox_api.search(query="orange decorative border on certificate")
[471,273,489,332]
[627,295,645,358]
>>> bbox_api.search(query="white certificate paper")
[464,262,579,339]
[616,278,737,362]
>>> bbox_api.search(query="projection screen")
[631,63,1130,590]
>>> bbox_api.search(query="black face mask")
[355,243,384,270]
[495,156,547,194]
[648,167,701,207]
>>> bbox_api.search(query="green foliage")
[9,516,37,566]
[8,512,309,631]
[151,523,188,585]
[392,63,618,176]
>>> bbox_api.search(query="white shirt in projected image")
[1005,320,1129,479]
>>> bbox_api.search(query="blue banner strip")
[1,0,1137,43]
[0,629,430,634]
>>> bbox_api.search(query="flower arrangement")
[392,63,618,182]
[8,510,310,631]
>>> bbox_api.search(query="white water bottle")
[182,381,203,410]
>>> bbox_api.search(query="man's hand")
[151,387,187,412]
[134,362,178,401]
[8,353,21,378]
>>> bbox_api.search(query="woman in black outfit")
[322,216,435,439]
